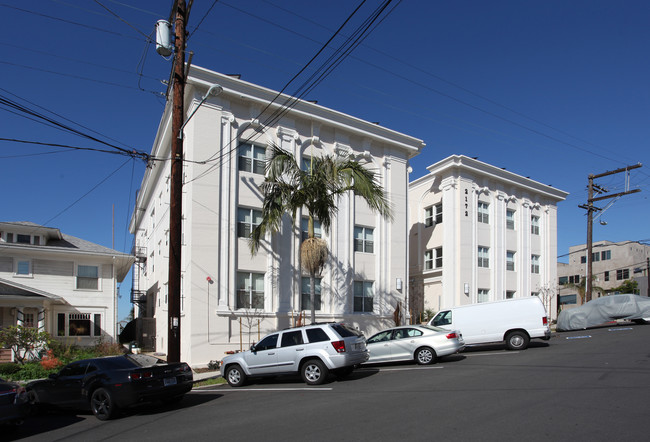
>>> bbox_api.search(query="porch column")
[16,307,24,327]
[38,308,46,333]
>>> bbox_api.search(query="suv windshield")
[331,323,363,338]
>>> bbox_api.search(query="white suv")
[220,322,369,386]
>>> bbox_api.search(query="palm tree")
[249,144,393,323]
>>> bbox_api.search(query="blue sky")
[2,1,649,321]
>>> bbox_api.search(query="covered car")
[557,293,650,331]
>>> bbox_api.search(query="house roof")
[0,277,65,303]
[1,222,134,282]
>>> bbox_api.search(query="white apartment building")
[129,66,425,366]
[0,222,132,360]
[408,155,568,320]
[557,240,650,306]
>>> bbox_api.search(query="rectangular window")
[353,281,374,313]
[354,226,374,253]
[506,209,515,230]
[16,259,31,276]
[425,203,443,227]
[435,246,443,268]
[559,276,568,285]
[478,289,490,303]
[601,250,611,260]
[580,256,586,264]
[531,216,540,235]
[237,208,262,238]
[424,206,434,227]
[424,249,434,270]
[478,246,490,268]
[6,233,13,243]
[301,217,322,242]
[236,272,265,309]
[592,252,600,262]
[616,269,629,280]
[17,234,31,244]
[94,314,101,337]
[77,265,99,290]
[506,291,515,299]
[569,275,580,284]
[69,313,91,336]
[506,251,515,271]
[531,292,539,297]
[604,271,610,282]
[302,156,315,172]
[424,247,443,270]
[531,255,540,274]
[57,313,65,337]
[301,277,322,311]
[559,294,577,305]
[23,313,35,328]
[33,236,40,245]
[238,143,266,174]
[478,202,489,224]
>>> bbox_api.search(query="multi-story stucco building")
[0,222,133,361]
[129,66,425,366]
[408,155,568,320]
[557,240,650,306]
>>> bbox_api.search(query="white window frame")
[531,215,540,235]
[55,311,103,338]
[14,258,32,277]
[301,277,322,311]
[506,209,515,230]
[301,217,322,242]
[478,246,490,268]
[531,255,540,274]
[236,272,265,309]
[478,202,489,224]
[425,247,443,270]
[353,280,374,313]
[424,203,442,227]
[238,143,266,175]
[237,207,262,238]
[354,226,374,253]
[478,289,490,303]
[506,251,515,271]
[76,264,101,291]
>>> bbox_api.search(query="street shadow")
[6,409,86,440]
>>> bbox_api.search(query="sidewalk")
[193,369,222,382]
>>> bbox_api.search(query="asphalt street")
[9,323,650,442]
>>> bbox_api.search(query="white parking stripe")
[191,387,333,392]
[463,352,519,356]
[359,366,443,372]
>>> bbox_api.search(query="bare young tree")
[239,308,264,348]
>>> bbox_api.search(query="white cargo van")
[427,297,551,350]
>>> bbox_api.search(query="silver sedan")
[365,325,464,365]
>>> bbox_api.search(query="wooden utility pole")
[167,0,187,363]
[580,163,642,303]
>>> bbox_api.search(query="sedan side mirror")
[250,344,256,352]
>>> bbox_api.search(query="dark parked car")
[1,377,29,430]
[27,354,193,420]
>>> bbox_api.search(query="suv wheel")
[301,359,329,385]
[225,364,247,387]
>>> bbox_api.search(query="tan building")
[557,240,650,306]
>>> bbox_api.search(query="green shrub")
[0,362,21,375]
[5,361,56,381]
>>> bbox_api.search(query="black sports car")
[27,354,193,420]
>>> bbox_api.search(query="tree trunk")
[310,270,316,324]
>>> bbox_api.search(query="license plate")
[164,377,177,386]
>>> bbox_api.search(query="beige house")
[408,155,568,321]
[129,65,425,366]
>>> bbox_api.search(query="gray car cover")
[557,294,650,331]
